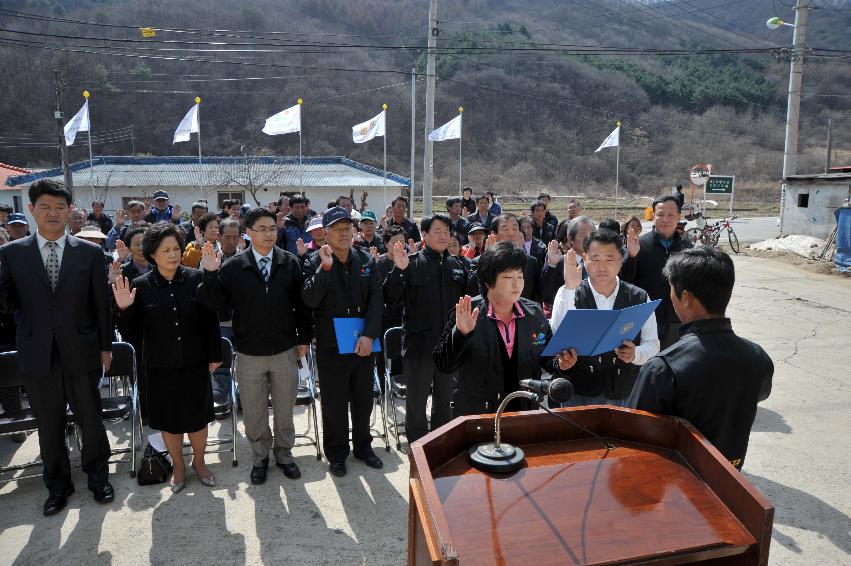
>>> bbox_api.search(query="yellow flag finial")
[83,90,90,99]
[383,103,388,110]
[297,98,303,105]
[459,106,464,113]
[616,121,621,127]
[195,97,201,104]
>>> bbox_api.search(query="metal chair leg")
[230,373,238,468]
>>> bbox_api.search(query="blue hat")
[322,206,352,228]
[6,213,28,225]
[153,190,169,200]
[240,203,252,216]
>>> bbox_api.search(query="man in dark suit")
[0,180,114,516]
[468,195,496,232]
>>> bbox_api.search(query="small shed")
[781,172,851,239]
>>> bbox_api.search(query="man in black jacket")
[0,180,114,516]
[468,195,496,232]
[197,208,311,484]
[530,200,556,244]
[620,195,693,349]
[467,214,540,302]
[302,207,384,477]
[386,196,421,243]
[433,242,571,417]
[445,197,471,246]
[628,246,773,470]
[385,214,468,443]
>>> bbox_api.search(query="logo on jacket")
[360,266,371,277]
[620,322,635,335]
[531,332,546,346]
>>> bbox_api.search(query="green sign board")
[706,175,735,194]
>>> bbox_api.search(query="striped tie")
[259,257,270,282]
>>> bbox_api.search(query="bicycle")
[685,216,740,254]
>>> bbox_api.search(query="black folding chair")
[295,344,322,460]
[383,327,407,450]
[202,337,238,467]
[0,350,44,482]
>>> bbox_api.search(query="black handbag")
[137,443,172,486]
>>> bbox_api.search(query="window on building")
[12,195,22,213]
[797,193,809,208]
[218,191,245,209]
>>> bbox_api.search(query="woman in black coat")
[433,242,574,418]
[113,223,222,493]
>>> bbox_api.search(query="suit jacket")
[0,234,112,377]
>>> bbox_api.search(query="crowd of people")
[0,180,773,517]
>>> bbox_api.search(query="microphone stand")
[468,390,541,474]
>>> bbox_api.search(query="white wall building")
[781,172,851,239]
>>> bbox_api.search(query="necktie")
[45,241,60,291]
[259,257,270,283]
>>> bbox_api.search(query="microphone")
[520,378,574,404]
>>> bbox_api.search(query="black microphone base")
[468,442,526,474]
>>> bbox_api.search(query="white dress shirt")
[549,277,660,366]
[36,232,68,271]
[251,246,273,267]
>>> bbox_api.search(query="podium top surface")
[431,437,755,565]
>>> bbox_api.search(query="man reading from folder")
[550,229,660,407]
[628,247,773,470]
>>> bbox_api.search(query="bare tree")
[212,146,288,206]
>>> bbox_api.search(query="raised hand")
[407,238,416,252]
[563,249,582,290]
[194,225,203,244]
[454,295,480,336]
[627,226,640,258]
[108,260,122,286]
[556,348,578,371]
[547,239,563,267]
[296,238,307,257]
[319,244,334,269]
[369,246,380,260]
[115,208,127,225]
[237,236,246,250]
[115,239,129,260]
[393,241,409,270]
[200,241,221,271]
[112,275,137,310]
[276,211,286,228]
[484,233,497,250]
[171,204,182,220]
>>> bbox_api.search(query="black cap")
[322,206,352,228]
[468,222,487,234]
[153,190,169,200]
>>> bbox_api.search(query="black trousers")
[24,342,110,494]
[403,355,452,443]
[315,349,375,464]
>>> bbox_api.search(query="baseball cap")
[322,206,352,228]
[240,203,252,216]
[306,217,324,233]
[153,190,169,200]
[468,222,487,234]
[77,225,108,239]
[360,210,377,223]
[6,213,28,225]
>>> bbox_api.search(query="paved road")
[641,216,780,244]
[0,254,847,565]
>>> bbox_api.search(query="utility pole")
[422,0,438,216]
[824,117,832,173]
[53,69,73,195]
[409,65,417,220]
[778,0,808,235]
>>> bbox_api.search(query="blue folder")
[333,317,382,354]
[542,300,661,357]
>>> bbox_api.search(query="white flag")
[64,101,90,146]
[173,103,200,144]
[262,104,301,136]
[594,125,620,153]
[428,114,462,142]
[352,110,385,144]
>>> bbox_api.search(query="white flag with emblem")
[428,114,462,142]
[63,101,90,146]
[594,125,620,153]
[352,110,385,144]
[262,104,301,136]
[173,103,199,144]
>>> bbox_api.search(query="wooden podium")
[408,406,773,565]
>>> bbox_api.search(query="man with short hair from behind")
[628,246,773,470]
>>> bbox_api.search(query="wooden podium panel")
[409,407,773,566]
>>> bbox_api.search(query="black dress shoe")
[43,484,75,516]
[356,453,384,470]
[277,462,301,480]
[251,458,269,485]
[90,481,115,504]
[329,462,347,477]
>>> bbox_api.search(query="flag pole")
[83,91,95,203]
[195,97,203,198]
[382,104,388,209]
[614,121,621,218]
[458,107,464,195]
[409,66,416,220]
[297,98,303,193]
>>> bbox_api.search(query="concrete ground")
[0,254,849,565]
